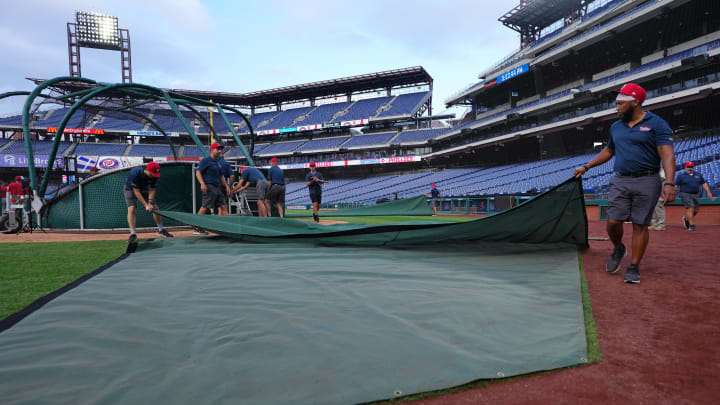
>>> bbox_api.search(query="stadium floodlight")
[67,11,132,82]
[75,11,120,49]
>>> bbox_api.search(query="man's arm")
[573,147,615,178]
[702,182,714,201]
[133,188,153,211]
[232,180,249,193]
[220,175,230,195]
[657,144,676,203]
[148,187,156,205]
[195,169,207,194]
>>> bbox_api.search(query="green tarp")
[157,178,588,247]
[0,238,587,405]
[286,195,433,217]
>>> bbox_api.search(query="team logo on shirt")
[639,126,651,132]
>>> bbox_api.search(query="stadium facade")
[1,0,719,204]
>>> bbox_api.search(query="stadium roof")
[499,0,584,32]
[29,66,433,109]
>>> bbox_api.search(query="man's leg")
[686,206,696,226]
[607,219,624,249]
[218,205,228,216]
[127,206,137,232]
[198,207,209,215]
[275,202,284,218]
[630,224,650,265]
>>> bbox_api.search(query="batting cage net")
[41,162,199,229]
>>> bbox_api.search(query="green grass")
[0,240,127,319]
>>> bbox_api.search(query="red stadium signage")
[47,127,105,134]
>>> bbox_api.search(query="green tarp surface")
[156,178,588,247]
[0,238,586,405]
[285,195,433,217]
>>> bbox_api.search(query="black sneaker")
[624,264,640,284]
[682,216,689,229]
[606,244,626,274]
[193,227,209,235]
[689,225,696,231]
[313,214,319,223]
[157,229,174,238]
[127,234,137,244]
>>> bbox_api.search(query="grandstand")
[2,0,719,204]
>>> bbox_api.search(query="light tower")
[67,11,132,83]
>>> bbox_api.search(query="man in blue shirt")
[124,161,173,244]
[266,157,286,218]
[675,161,714,231]
[217,153,234,216]
[424,183,442,216]
[305,162,324,223]
[196,143,231,218]
[233,165,270,217]
[574,83,676,284]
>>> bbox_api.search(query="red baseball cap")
[613,83,646,103]
[210,142,223,150]
[432,183,436,187]
[309,162,316,167]
[15,176,22,181]
[146,161,161,177]
[90,166,98,172]
[685,161,695,168]
[270,157,278,163]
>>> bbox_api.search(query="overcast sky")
[0,0,520,117]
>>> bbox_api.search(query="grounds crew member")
[233,165,270,217]
[305,162,324,223]
[266,157,286,218]
[196,143,232,218]
[217,152,234,216]
[675,161,714,231]
[124,162,173,244]
[574,83,675,284]
[87,166,99,179]
[425,183,442,216]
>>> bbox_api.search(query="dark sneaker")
[313,214,319,223]
[193,227,209,235]
[127,234,137,244]
[689,225,696,231]
[157,229,174,238]
[682,216,689,229]
[624,264,640,284]
[606,244,626,274]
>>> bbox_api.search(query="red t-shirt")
[1,185,7,197]
[9,182,23,196]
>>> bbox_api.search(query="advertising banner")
[47,127,104,134]
[341,119,369,126]
[96,156,144,171]
[297,124,321,132]
[129,130,179,137]
[76,155,99,171]
[264,155,421,170]
[0,154,65,169]
[497,63,529,84]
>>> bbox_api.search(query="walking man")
[196,143,232,218]
[574,83,675,284]
[266,157,286,218]
[233,166,270,217]
[305,162,324,223]
[425,183,442,216]
[676,161,714,230]
[124,162,173,244]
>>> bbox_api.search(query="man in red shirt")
[1,180,8,212]
[8,176,24,203]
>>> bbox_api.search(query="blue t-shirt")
[268,165,285,185]
[305,171,323,194]
[124,167,157,190]
[607,111,673,173]
[219,158,233,179]
[430,188,440,198]
[241,167,266,186]
[675,171,706,194]
[198,156,223,186]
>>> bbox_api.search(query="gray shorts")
[432,198,438,207]
[124,187,156,208]
[202,183,227,209]
[679,192,701,210]
[607,174,662,226]
[266,184,285,204]
[255,179,269,200]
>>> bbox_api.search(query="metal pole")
[78,182,85,230]
[192,163,197,214]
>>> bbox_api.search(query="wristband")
[663,182,675,187]
[582,165,590,171]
